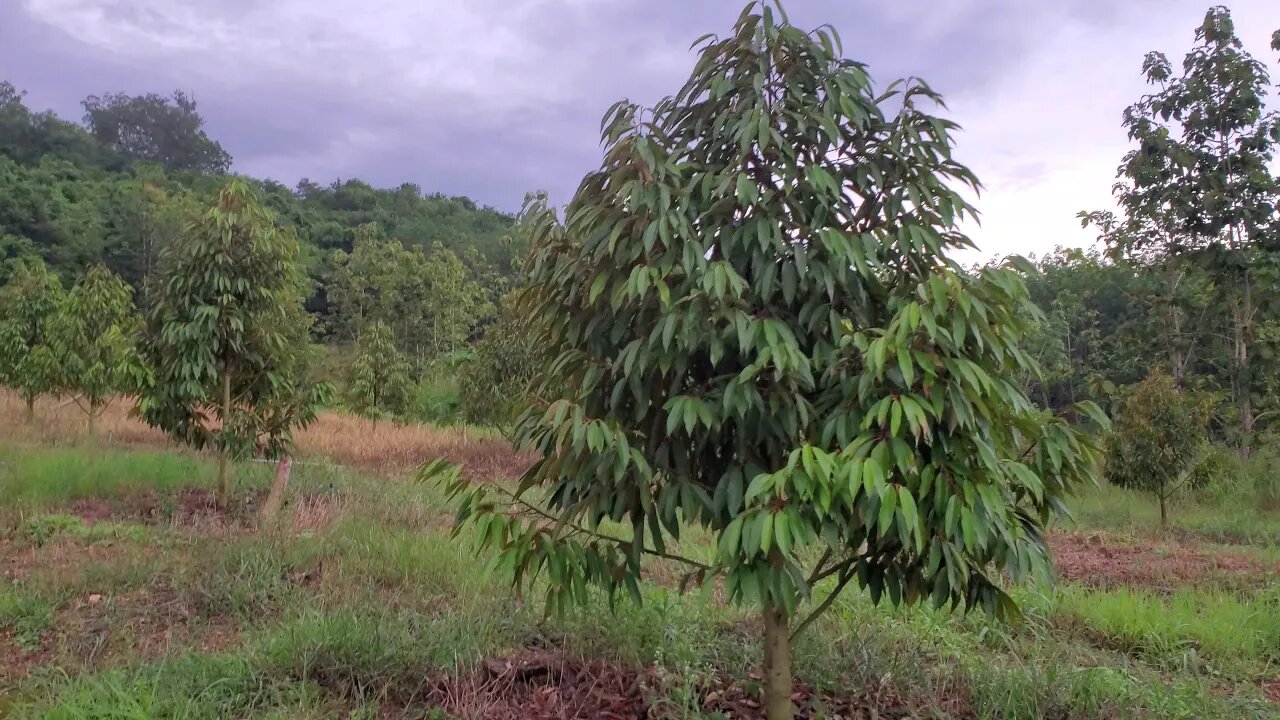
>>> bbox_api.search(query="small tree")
[48,265,146,438]
[0,258,64,422]
[436,4,1105,718]
[457,294,541,429]
[345,320,412,425]
[1105,370,1214,527]
[142,180,323,505]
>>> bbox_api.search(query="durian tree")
[345,320,412,425]
[48,264,147,438]
[0,258,64,423]
[142,181,328,505]
[439,4,1105,718]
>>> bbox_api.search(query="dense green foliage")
[141,181,328,501]
[457,294,541,428]
[0,81,516,339]
[1057,8,1280,454]
[326,223,492,363]
[441,5,1104,718]
[81,91,232,174]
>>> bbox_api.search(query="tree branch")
[492,483,712,572]
[790,565,855,642]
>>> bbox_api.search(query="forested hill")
[0,81,517,335]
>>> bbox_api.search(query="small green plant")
[23,513,87,546]
[0,590,55,648]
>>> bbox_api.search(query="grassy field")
[0,398,1277,718]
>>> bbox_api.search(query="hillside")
[0,81,517,336]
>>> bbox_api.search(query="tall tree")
[1100,7,1280,450]
[48,265,146,437]
[345,320,412,424]
[82,91,231,174]
[436,4,1105,718]
[0,258,64,422]
[142,181,322,504]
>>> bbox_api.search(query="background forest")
[0,82,524,423]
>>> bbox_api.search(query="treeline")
[1023,7,1280,453]
[0,81,518,348]
[1021,8,1280,519]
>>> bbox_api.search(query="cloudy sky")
[3,0,1277,258]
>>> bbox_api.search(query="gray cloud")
[3,0,1277,258]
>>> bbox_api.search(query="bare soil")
[1047,531,1279,591]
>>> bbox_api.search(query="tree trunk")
[1158,492,1168,529]
[87,400,99,441]
[258,455,293,532]
[24,395,35,424]
[217,370,232,506]
[1165,263,1189,388]
[1234,263,1255,458]
[762,603,794,720]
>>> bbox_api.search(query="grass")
[1054,585,1280,672]
[0,439,1276,718]
[1068,479,1280,545]
[0,448,217,507]
[0,388,530,479]
[0,591,55,649]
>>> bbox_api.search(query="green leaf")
[735,175,759,204]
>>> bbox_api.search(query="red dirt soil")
[1262,677,1280,704]
[1047,531,1279,591]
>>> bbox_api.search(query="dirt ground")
[1046,531,1279,591]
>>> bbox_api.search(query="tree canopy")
[81,91,232,174]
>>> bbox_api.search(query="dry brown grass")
[0,389,533,480]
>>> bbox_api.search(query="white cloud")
[948,0,1279,260]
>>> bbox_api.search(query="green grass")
[1,444,1278,719]
[0,446,280,511]
[0,590,55,649]
[20,514,151,546]
[1069,481,1280,545]
[1054,585,1280,672]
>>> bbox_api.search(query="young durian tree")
[48,264,147,438]
[142,180,328,505]
[0,258,64,423]
[437,3,1106,718]
[345,320,412,425]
